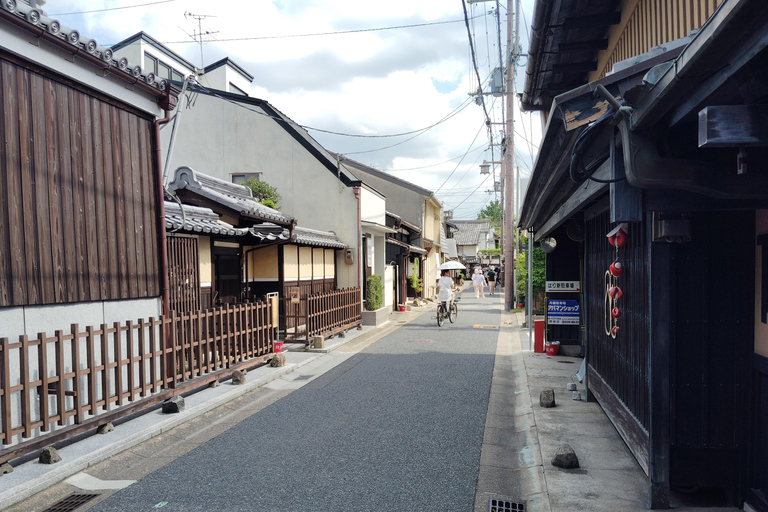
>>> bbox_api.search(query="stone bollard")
[566,383,577,391]
[208,380,220,388]
[540,389,556,408]
[0,462,13,474]
[313,336,325,349]
[270,353,286,367]
[97,422,114,435]
[162,396,185,414]
[231,370,246,385]
[39,446,61,464]
[552,444,580,469]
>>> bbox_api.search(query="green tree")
[515,234,546,312]
[365,275,383,311]
[243,178,281,209]
[477,199,502,229]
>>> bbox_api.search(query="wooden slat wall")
[168,236,201,314]
[0,299,274,462]
[0,57,160,307]
[593,0,723,80]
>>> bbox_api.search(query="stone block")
[39,446,61,464]
[270,353,286,367]
[566,383,577,391]
[313,336,325,349]
[540,389,556,408]
[97,422,114,434]
[0,462,12,474]
[162,396,185,414]
[208,380,220,388]
[231,370,246,385]
[551,444,580,469]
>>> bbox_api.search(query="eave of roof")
[385,237,427,255]
[291,227,347,249]
[111,31,196,72]
[339,154,433,197]
[203,57,254,82]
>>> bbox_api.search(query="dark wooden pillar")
[648,223,671,509]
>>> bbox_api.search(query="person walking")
[487,266,497,295]
[472,268,487,298]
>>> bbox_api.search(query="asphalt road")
[86,289,501,512]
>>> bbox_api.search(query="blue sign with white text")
[548,300,580,325]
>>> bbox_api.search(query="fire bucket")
[545,341,560,356]
[273,341,283,353]
[398,304,406,312]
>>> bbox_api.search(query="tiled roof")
[452,220,494,246]
[167,166,294,225]
[292,227,346,249]
[164,201,248,236]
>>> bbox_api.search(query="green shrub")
[365,275,383,311]
[408,257,423,293]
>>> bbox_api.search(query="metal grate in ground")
[489,498,525,512]
[42,493,100,512]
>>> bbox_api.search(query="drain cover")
[43,493,100,512]
[294,375,314,381]
[474,324,500,330]
[557,360,575,364]
[409,339,436,343]
[489,498,525,511]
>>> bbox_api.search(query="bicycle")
[436,299,458,326]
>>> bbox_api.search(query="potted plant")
[362,275,390,326]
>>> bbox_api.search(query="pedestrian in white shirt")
[437,270,455,306]
[472,269,487,298]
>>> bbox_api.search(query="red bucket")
[398,304,406,312]
[545,341,560,356]
[273,341,283,353]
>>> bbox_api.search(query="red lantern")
[609,286,623,299]
[612,325,620,335]
[609,261,624,277]
[612,307,622,318]
[607,224,628,247]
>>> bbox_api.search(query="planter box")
[362,306,390,326]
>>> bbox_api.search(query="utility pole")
[503,0,519,311]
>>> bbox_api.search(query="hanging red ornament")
[612,325,620,335]
[606,223,629,247]
[609,286,623,299]
[612,307,622,318]
[609,261,624,277]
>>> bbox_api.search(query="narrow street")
[12,288,505,512]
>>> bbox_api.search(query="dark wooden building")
[520,0,768,508]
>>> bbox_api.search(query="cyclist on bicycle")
[437,270,455,309]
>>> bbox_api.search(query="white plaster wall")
[361,188,386,225]
[159,93,360,288]
[374,235,386,277]
[1,23,161,116]
[384,266,394,310]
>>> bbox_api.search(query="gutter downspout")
[521,0,553,112]
[353,187,362,303]
[154,109,171,319]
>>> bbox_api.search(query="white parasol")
[437,261,466,270]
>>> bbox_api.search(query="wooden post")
[648,224,671,509]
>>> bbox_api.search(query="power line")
[51,0,178,16]
[117,18,478,45]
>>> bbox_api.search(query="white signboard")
[546,281,581,293]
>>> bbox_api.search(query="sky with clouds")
[47,0,542,220]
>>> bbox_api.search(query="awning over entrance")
[385,236,427,255]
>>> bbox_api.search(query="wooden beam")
[552,62,598,74]
[558,39,609,53]
[563,12,622,30]
[699,105,768,148]
[648,220,671,509]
